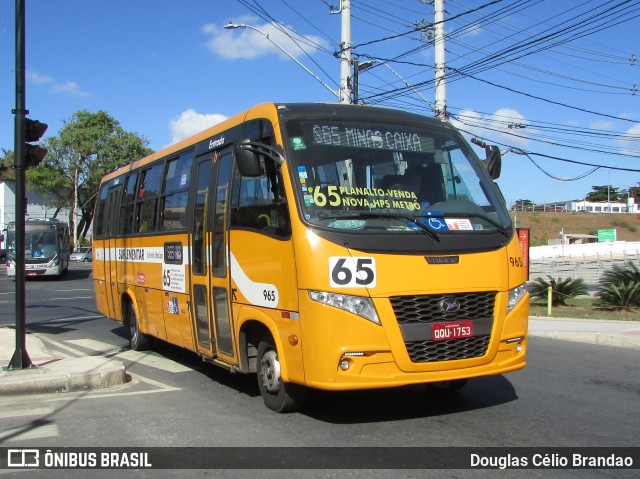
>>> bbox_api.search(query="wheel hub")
[260,349,281,394]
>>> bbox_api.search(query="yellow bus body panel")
[93,102,529,393]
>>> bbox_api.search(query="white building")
[569,198,639,214]
[0,179,72,238]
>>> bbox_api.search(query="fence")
[529,250,640,285]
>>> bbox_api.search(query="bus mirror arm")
[235,139,285,177]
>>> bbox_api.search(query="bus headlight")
[309,291,380,325]
[507,283,528,314]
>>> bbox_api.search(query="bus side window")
[135,163,163,234]
[119,173,138,235]
[230,157,290,238]
[160,151,193,231]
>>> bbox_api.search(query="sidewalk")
[528,316,640,349]
[1,317,639,396]
[0,327,126,395]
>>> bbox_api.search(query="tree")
[628,184,640,201]
[26,110,153,243]
[0,149,16,180]
[585,185,620,202]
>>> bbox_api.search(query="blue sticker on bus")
[424,211,448,231]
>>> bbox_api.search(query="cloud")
[169,109,228,145]
[51,81,91,98]
[461,23,483,37]
[590,120,613,130]
[27,71,53,85]
[202,20,329,60]
[28,70,91,98]
[617,123,640,156]
[451,108,530,147]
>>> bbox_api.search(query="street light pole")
[353,59,436,112]
[352,58,375,104]
[224,23,339,100]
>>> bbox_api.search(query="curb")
[0,357,127,395]
[528,330,640,349]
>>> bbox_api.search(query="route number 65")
[329,257,377,288]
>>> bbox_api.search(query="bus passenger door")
[189,148,237,363]
[190,154,215,356]
[104,185,123,320]
[209,149,236,363]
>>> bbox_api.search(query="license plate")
[431,320,473,342]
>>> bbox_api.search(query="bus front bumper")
[296,292,528,391]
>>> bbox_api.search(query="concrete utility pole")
[338,0,352,104]
[434,0,447,120]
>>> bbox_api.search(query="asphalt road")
[0,264,638,478]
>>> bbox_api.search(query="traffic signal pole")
[8,0,33,370]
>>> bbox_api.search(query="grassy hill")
[510,211,640,247]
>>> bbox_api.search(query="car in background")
[70,247,92,262]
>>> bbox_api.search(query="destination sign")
[309,124,434,152]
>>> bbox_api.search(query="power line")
[448,68,639,124]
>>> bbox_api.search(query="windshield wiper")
[319,211,440,242]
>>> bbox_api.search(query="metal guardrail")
[529,252,640,285]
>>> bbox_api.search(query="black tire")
[83,258,89,263]
[127,301,151,351]
[257,336,306,413]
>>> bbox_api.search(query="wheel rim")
[128,305,138,341]
[260,348,281,395]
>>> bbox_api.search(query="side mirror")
[484,145,501,180]
[234,139,263,177]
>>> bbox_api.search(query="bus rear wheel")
[126,301,151,351]
[257,336,306,413]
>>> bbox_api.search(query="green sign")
[598,229,617,242]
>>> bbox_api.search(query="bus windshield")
[7,226,59,260]
[284,119,511,234]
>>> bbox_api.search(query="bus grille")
[405,336,490,363]
[389,292,496,363]
[390,292,496,324]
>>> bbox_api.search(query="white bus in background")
[5,218,71,277]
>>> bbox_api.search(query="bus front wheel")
[126,301,151,351]
[257,336,306,413]
[427,378,468,393]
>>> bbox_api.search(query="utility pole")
[338,0,352,104]
[434,0,447,120]
[73,168,78,249]
[8,0,33,370]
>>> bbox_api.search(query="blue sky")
[1,0,639,207]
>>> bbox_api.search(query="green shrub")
[529,276,588,306]
[601,261,640,284]
[595,281,640,311]
[595,262,640,310]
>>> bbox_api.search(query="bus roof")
[100,102,451,184]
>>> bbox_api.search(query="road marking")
[0,424,59,442]
[0,406,60,442]
[67,338,193,373]
[55,288,93,292]
[0,406,54,419]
